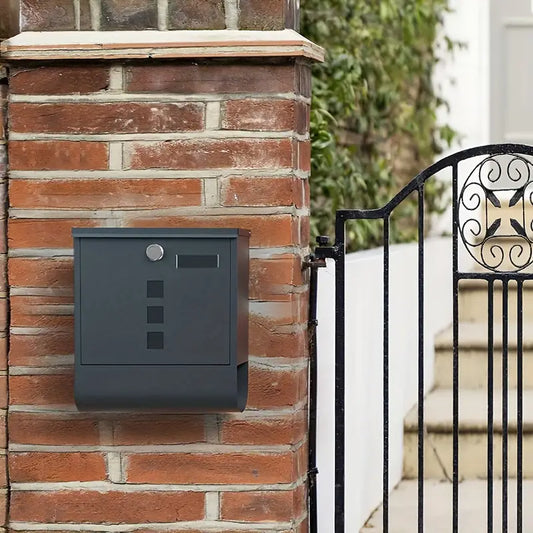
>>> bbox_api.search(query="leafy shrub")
[300,0,459,250]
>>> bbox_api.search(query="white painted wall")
[434,0,490,154]
[316,238,453,531]
[432,0,490,242]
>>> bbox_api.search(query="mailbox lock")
[146,243,165,262]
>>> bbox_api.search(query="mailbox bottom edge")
[74,363,248,413]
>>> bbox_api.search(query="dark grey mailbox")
[73,228,249,412]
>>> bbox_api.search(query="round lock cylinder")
[146,243,164,261]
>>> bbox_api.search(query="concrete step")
[434,322,533,388]
[403,389,533,479]
[458,279,533,322]
[361,479,533,532]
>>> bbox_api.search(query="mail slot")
[73,228,249,411]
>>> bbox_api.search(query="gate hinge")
[307,466,319,478]
[303,253,326,270]
[303,236,337,269]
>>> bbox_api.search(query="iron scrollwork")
[458,154,533,272]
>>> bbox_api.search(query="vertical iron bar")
[307,259,319,533]
[452,163,459,533]
[487,280,494,533]
[418,185,425,533]
[502,280,509,533]
[383,217,390,533]
[517,280,523,533]
[334,215,346,533]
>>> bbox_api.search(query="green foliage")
[300,0,459,251]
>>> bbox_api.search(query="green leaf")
[301,0,461,251]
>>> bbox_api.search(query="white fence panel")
[316,237,453,531]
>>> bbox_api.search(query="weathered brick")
[296,519,310,533]
[0,0,19,38]
[0,490,6,526]
[0,299,7,332]
[0,219,6,255]
[296,63,312,98]
[0,337,7,371]
[9,374,74,406]
[0,413,5,448]
[10,67,110,95]
[9,413,100,446]
[249,317,307,358]
[300,214,310,245]
[0,183,6,214]
[296,102,311,135]
[0,150,6,180]
[285,0,300,30]
[11,295,73,329]
[249,255,303,301]
[248,366,307,409]
[298,140,311,172]
[0,86,7,141]
[221,486,305,522]
[127,215,299,247]
[111,416,206,445]
[101,0,158,30]
[220,411,306,445]
[10,103,205,134]
[168,0,225,30]
[125,64,298,94]
[239,0,285,30]
[9,452,107,482]
[0,255,7,292]
[80,0,92,30]
[222,99,297,132]
[20,0,76,31]
[0,454,7,488]
[9,141,108,171]
[126,139,293,171]
[9,179,202,209]
[10,491,204,523]
[221,177,305,208]
[0,152,6,182]
[9,331,74,367]
[0,376,7,409]
[126,451,299,484]
[8,219,98,249]
[250,292,308,327]
[8,258,73,289]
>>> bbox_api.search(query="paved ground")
[361,479,533,532]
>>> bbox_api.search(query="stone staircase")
[362,280,533,531]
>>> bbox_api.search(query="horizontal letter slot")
[177,254,219,268]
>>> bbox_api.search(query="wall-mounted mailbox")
[73,228,249,412]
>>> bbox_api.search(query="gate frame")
[313,143,533,532]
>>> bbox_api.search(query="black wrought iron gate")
[313,144,533,532]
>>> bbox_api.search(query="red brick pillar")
[1,29,322,531]
[17,0,299,31]
[0,65,8,532]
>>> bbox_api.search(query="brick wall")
[18,0,299,31]
[5,56,312,531]
[0,66,8,533]
[0,1,20,39]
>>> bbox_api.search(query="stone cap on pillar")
[0,29,325,62]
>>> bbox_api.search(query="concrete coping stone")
[0,29,325,62]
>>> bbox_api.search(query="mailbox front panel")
[79,237,231,366]
[73,228,249,412]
